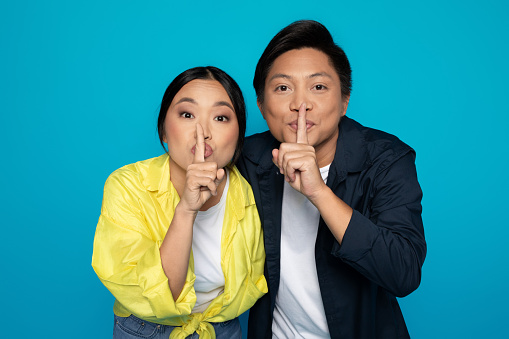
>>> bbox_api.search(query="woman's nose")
[198,121,212,140]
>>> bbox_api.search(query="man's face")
[259,48,349,162]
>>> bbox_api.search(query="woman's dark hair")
[253,20,352,103]
[157,66,246,165]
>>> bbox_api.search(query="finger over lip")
[191,143,213,157]
[289,120,314,129]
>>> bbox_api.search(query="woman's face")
[163,79,239,177]
[259,48,349,164]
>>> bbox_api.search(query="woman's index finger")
[194,123,205,163]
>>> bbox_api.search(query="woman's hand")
[160,123,226,300]
[179,123,225,214]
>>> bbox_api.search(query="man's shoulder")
[340,117,415,172]
[344,116,408,146]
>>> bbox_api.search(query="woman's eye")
[180,112,194,119]
[214,116,229,122]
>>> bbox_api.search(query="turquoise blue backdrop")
[1,0,508,337]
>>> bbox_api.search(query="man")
[237,20,426,338]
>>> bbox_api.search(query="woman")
[92,66,267,339]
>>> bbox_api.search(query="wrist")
[175,202,199,219]
[307,182,331,206]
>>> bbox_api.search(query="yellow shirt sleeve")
[246,202,268,297]
[92,166,196,322]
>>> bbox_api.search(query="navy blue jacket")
[237,116,426,339]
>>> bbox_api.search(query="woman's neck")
[200,176,227,211]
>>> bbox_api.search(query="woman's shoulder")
[105,154,168,192]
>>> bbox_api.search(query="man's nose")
[290,89,313,112]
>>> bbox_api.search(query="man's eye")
[276,85,288,92]
[214,116,229,122]
[314,84,327,90]
[180,112,194,119]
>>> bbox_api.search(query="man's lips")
[289,120,314,130]
[191,143,213,158]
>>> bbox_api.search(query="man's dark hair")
[157,66,246,165]
[253,20,352,103]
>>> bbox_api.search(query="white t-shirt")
[272,165,331,339]
[191,169,229,313]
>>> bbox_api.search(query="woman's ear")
[257,100,266,120]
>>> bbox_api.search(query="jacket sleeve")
[92,170,196,320]
[332,152,426,297]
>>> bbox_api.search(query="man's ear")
[341,95,350,117]
[257,100,266,120]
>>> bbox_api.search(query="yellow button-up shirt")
[92,154,267,338]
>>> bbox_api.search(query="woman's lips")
[191,143,213,158]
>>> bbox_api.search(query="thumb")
[215,168,226,185]
[272,149,279,168]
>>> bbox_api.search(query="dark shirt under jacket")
[237,116,426,339]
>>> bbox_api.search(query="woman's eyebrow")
[214,101,234,111]
[175,97,233,111]
[174,97,196,105]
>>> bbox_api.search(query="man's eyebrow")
[268,73,292,82]
[214,101,234,111]
[268,72,334,82]
[308,72,334,79]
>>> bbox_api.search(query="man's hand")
[272,103,327,200]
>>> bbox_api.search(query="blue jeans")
[113,314,242,339]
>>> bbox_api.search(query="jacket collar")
[257,137,281,172]
[143,153,171,195]
[332,116,369,174]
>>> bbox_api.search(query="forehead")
[173,79,231,103]
[268,48,339,80]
